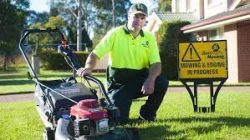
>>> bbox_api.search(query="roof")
[156,12,198,22]
[181,4,250,32]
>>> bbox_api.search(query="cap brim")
[131,11,147,16]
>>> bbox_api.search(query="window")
[209,30,217,40]
[208,28,224,40]
[208,0,215,5]
[186,0,191,11]
[176,0,180,12]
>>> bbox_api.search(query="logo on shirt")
[141,41,149,48]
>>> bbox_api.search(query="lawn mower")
[19,28,136,140]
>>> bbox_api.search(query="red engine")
[70,99,109,136]
[70,99,108,120]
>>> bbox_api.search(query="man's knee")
[108,89,133,123]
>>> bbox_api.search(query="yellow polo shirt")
[93,25,160,70]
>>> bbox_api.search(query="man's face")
[128,13,146,32]
[61,40,67,48]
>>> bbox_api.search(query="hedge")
[39,50,89,70]
[158,21,193,80]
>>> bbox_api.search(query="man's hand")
[77,52,98,77]
[141,63,161,95]
[77,67,92,77]
[141,78,155,95]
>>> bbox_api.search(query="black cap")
[128,3,148,16]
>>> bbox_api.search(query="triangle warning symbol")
[182,43,201,62]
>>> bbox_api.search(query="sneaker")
[138,113,155,122]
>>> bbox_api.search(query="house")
[146,0,250,83]
[145,12,198,44]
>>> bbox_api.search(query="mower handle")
[57,44,113,106]
[19,28,65,81]
[83,74,113,106]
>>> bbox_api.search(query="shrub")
[39,50,89,70]
[158,21,192,80]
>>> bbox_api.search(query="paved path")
[0,86,250,103]
[0,93,34,103]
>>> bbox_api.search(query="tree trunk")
[32,55,40,74]
[77,0,83,51]
[112,0,116,28]
[2,54,7,71]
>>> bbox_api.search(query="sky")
[29,0,158,13]
[29,0,50,12]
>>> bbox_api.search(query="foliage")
[11,0,30,10]
[158,21,192,80]
[39,50,89,70]
[92,32,105,48]
[27,0,131,50]
[44,16,65,31]
[26,11,49,25]
[49,0,93,49]
[158,0,172,12]
[25,23,65,56]
[91,0,131,35]
[0,0,29,70]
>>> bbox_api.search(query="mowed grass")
[2,66,249,95]
[1,91,250,140]
[0,66,182,95]
[129,90,250,140]
[0,101,43,140]
[0,66,107,94]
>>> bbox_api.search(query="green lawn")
[1,91,250,140]
[2,66,250,95]
[0,66,107,94]
[0,66,182,95]
[0,102,43,140]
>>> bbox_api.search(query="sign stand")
[181,79,226,113]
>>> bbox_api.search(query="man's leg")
[139,75,169,121]
[108,82,142,124]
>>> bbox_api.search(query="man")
[77,3,168,124]
[58,39,69,53]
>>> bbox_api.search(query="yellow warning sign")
[178,41,228,79]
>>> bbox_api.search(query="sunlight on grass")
[129,91,250,140]
[1,66,180,95]
[0,66,106,94]
[0,92,250,139]
[0,101,43,140]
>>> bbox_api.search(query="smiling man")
[77,3,169,124]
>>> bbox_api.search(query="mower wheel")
[43,127,54,140]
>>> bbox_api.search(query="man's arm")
[148,63,161,81]
[77,52,98,76]
[141,63,161,95]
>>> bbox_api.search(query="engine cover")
[70,99,108,121]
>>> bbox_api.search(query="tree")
[27,11,49,25]
[47,0,131,50]
[158,0,171,12]
[91,0,131,35]
[158,21,192,80]
[49,0,94,51]
[0,0,29,70]
[28,16,65,51]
